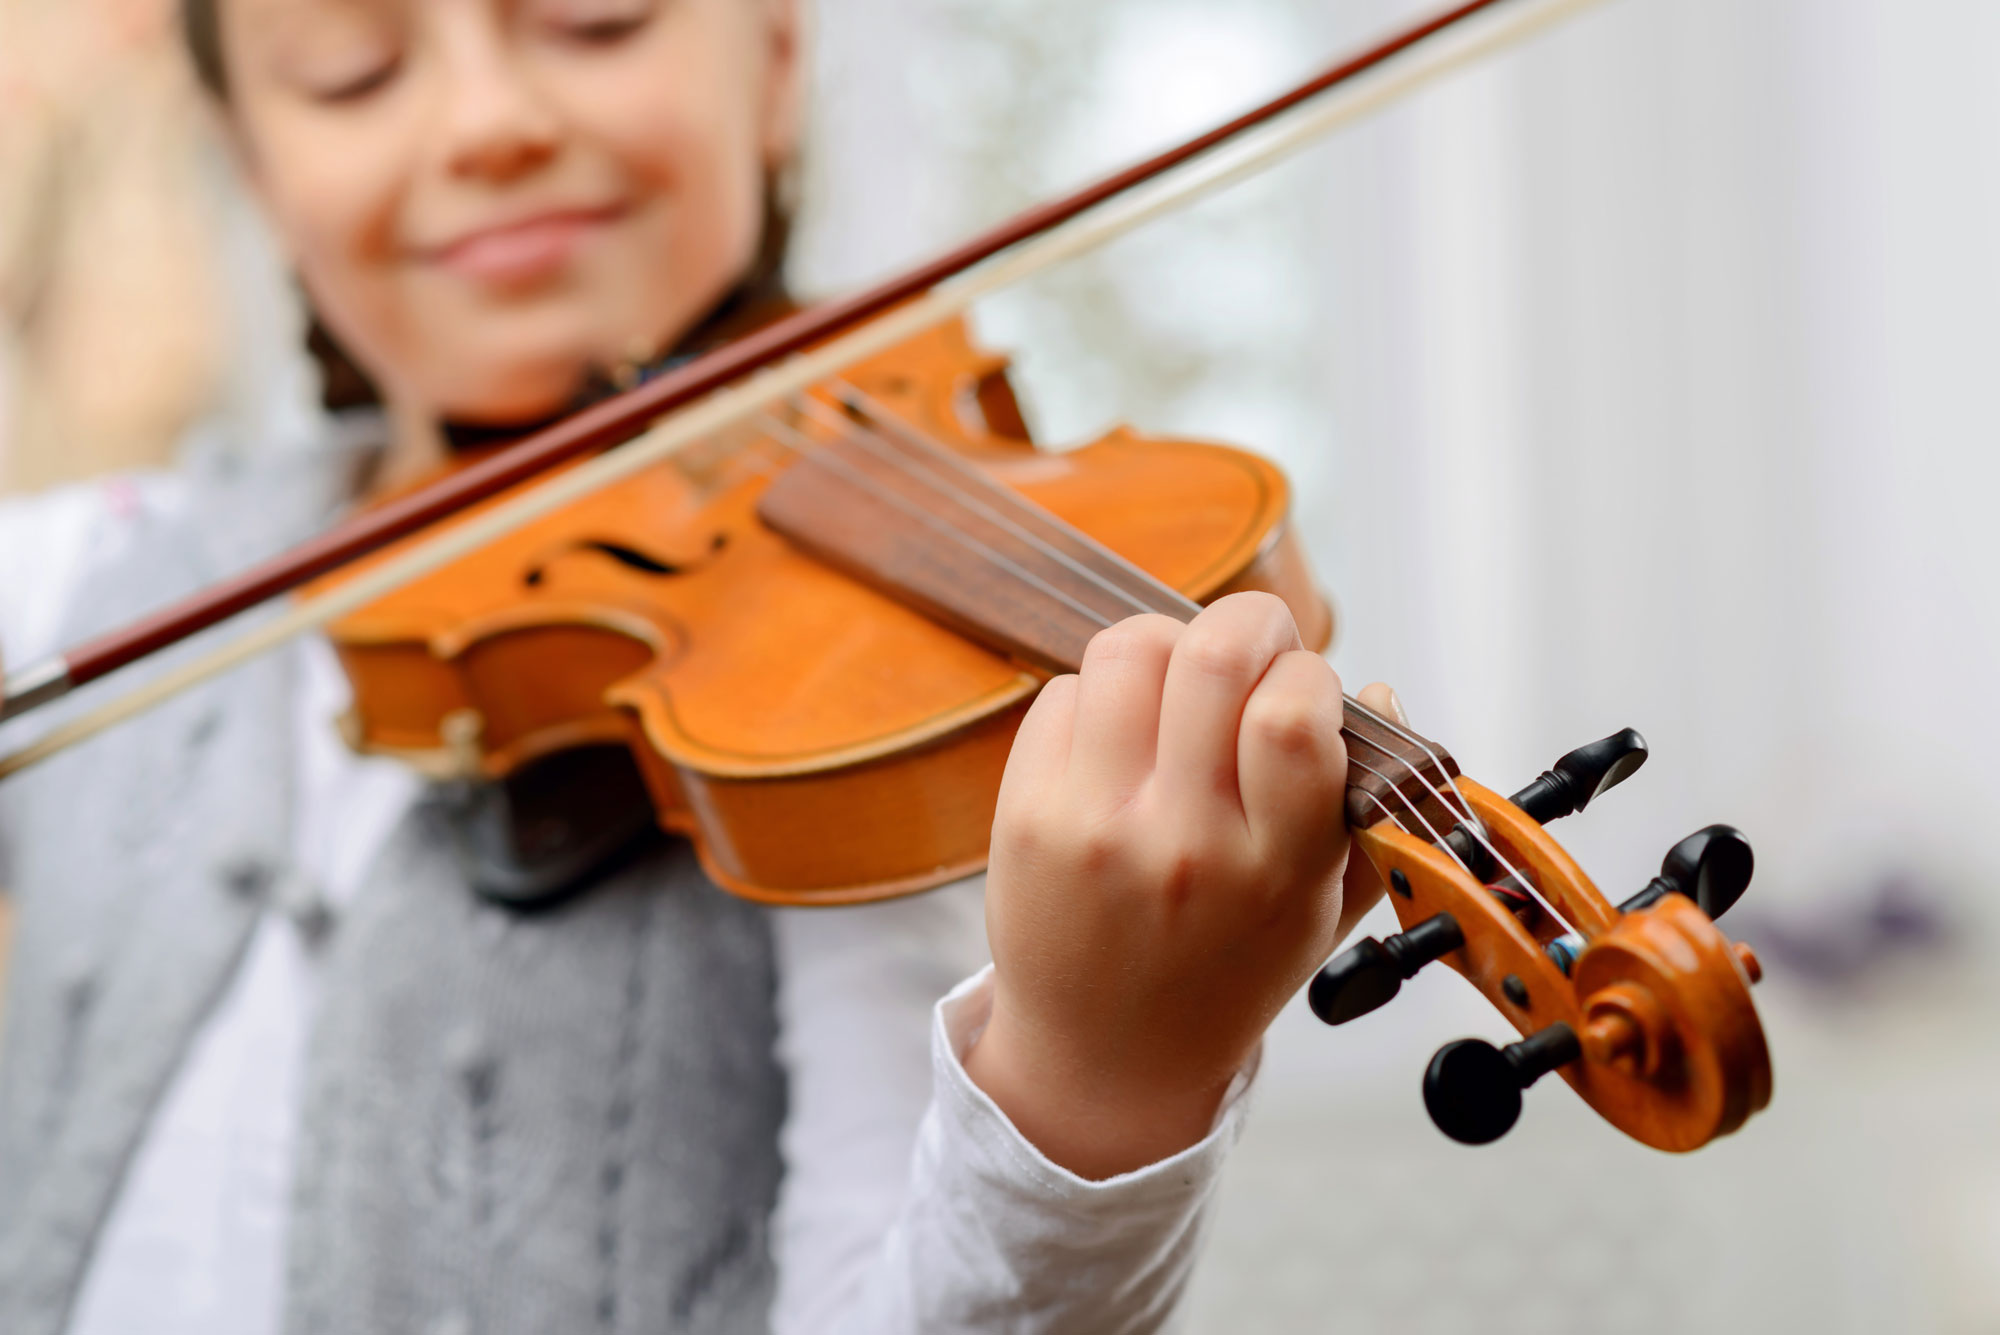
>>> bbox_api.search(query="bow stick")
[0,0,1610,777]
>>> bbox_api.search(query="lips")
[423,204,627,286]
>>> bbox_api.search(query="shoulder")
[0,408,381,662]
[0,472,191,665]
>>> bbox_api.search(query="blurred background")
[4,0,1997,1330]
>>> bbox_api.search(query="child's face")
[222,0,800,423]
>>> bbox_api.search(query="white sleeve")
[768,880,1256,1335]
[766,877,992,1330]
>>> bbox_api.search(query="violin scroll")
[1314,731,1773,1152]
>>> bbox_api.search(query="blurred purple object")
[1732,875,1954,987]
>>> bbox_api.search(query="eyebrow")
[231,0,401,55]
[230,0,405,78]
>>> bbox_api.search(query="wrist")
[963,997,1242,1181]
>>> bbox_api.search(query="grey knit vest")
[0,451,785,1334]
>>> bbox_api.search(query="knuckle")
[1177,626,1261,684]
[1084,613,1179,668]
[1157,847,1204,909]
[993,801,1046,851]
[1214,590,1299,642]
[990,809,1044,870]
[997,802,1126,881]
[1149,828,1237,906]
[1244,692,1332,757]
[1066,815,1129,876]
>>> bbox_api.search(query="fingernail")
[1387,688,1408,725]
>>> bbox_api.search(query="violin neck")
[755,401,1461,833]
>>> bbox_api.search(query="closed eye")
[555,12,652,46]
[313,58,401,104]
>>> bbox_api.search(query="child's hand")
[966,592,1402,1179]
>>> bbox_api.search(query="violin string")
[1334,692,1512,875]
[1351,786,1425,849]
[1343,754,1477,877]
[788,401,1520,895]
[1342,698,1473,820]
[1341,719,1547,913]
[752,401,1527,896]
[1336,701,1541,902]
[755,415,1128,632]
[789,395,1147,622]
[1341,731,1470,840]
[777,398,1165,626]
[796,394,1161,616]
[747,404,1529,892]
[1334,691,1541,905]
[800,399,1539,893]
[1353,707,1487,843]
[823,381,1207,615]
[794,394,1544,902]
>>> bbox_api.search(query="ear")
[756,0,806,171]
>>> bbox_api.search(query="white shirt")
[0,475,1256,1335]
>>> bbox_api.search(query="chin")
[434,350,596,426]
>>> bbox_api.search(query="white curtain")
[803,1,2000,1329]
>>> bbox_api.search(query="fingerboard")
[756,405,1461,836]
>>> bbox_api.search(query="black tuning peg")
[1508,728,1649,824]
[1442,729,1649,878]
[1624,823,1754,920]
[1423,1023,1582,1145]
[1545,823,1755,974]
[1309,913,1464,1026]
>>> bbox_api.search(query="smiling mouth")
[424,204,629,286]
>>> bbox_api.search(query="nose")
[432,20,560,182]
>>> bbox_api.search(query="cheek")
[247,111,413,374]
[598,57,765,191]
[564,51,771,316]
[283,195,397,334]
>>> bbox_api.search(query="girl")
[0,1,1400,1330]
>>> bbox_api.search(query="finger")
[1353,680,1405,726]
[1236,650,1347,866]
[1155,593,1302,814]
[1067,613,1181,796]
[999,672,1079,804]
[1336,682,1405,939]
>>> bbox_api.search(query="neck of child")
[378,397,452,493]
[362,276,791,495]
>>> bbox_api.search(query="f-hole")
[523,533,728,587]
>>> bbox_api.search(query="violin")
[0,0,1766,1149]
[319,318,1330,903]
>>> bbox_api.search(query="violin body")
[319,318,1331,904]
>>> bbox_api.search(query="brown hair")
[177,0,793,416]
[181,0,230,99]
[182,0,386,408]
